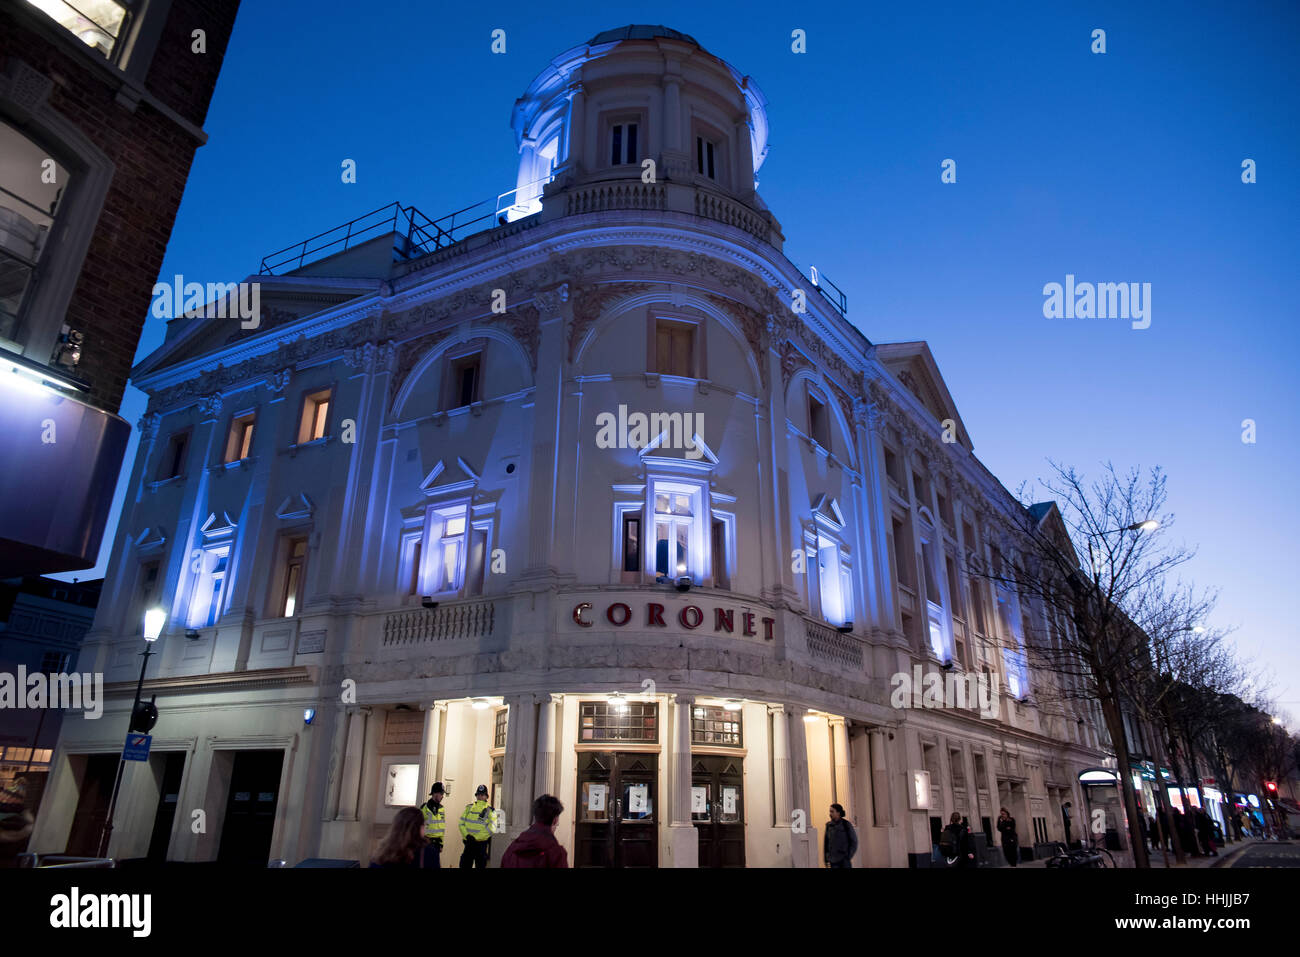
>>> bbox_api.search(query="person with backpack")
[823,803,859,868]
[996,807,1019,866]
[940,812,976,868]
[500,794,569,868]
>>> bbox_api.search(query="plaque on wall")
[297,630,326,654]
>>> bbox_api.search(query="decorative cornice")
[103,665,318,698]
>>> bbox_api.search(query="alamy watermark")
[1042,274,1150,330]
[151,274,261,329]
[890,666,1000,719]
[595,405,705,459]
[0,667,103,719]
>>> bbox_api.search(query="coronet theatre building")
[32,25,1109,867]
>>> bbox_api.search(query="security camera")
[185,629,200,640]
[940,658,954,670]
[675,576,692,592]
[421,596,439,609]
[837,621,854,633]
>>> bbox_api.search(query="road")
[1224,842,1300,868]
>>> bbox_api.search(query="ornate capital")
[137,412,161,440]
[265,368,291,395]
[535,282,570,317]
[198,393,223,417]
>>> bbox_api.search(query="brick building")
[0,0,241,575]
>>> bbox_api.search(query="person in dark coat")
[940,812,977,868]
[1174,810,1198,856]
[824,803,859,868]
[1195,809,1218,857]
[996,807,1018,866]
[501,794,569,868]
[1148,814,1161,851]
[1231,811,1245,841]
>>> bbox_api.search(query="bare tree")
[984,462,1197,868]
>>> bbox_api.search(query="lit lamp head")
[1129,519,1160,532]
[142,607,167,642]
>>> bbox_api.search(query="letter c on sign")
[679,605,703,629]
[607,602,632,626]
[572,602,593,627]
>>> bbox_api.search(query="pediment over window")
[276,493,314,521]
[199,512,238,541]
[420,457,480,497]
[638,428,718,473]
[133,526,166,549]
[874,341,973,452]
[812,494,845,529]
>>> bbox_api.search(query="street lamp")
[1095,520,1159,537]
[97,607,166,858]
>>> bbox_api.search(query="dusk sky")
[56,1,1299,717]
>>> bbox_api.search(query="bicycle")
[1044,835,1115,868]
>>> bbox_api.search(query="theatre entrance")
[574,751,658,868]
[692,755,745,867]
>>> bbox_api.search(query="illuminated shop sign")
[571,600,776,640]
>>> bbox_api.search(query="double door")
[575,751,658,867]
[692,755,745,867]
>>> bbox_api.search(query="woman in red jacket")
[501,795,569,868]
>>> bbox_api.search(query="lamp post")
[96,608,165,859]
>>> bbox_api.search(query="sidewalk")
[1016,838,1265,869]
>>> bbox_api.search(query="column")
[336,707,370,821]
[534,694,557,797]
[415,703,444,801]
[869,728,893,826]
[520,283,570,579]
[500,693,537,838]
[770,705,793,826]
[666,694,699,867]
[787,704,816,867]
[830,717,854,819]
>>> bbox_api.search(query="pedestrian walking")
[824,803,859,868]
[420,782,447,868]
[940,812,976,868]
[996,807,1019,867]
[1231,811,1245,841]
[458,784,495,868]
[501,794,569,868]
[370,806,428,869]
[1195,808,1218,857]
[1148,814,1160,852]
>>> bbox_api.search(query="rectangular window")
[884,447,904,490]
[711,518,730,590]
[691,705,742,746]
[653,486,697,579]
[280,537,307,617]
[817,535,849,626]
[892,518,912,588]
[297,389,331,444]
[158,431,189,481]
[224,412,256,463]
[579,701,658,742]
[0,119,71,342]
[921,541,941,605]
[39,650,70,673]
[696,136,716,179]
[189,545,230,628]
[425,505,469,594]
[493,708,508,749]
[610,122,639,165]
[808,391,830,450]
[654,319,695,377]
[448,353,481,409]
[27,0,131,60]
[968,576,987,633]
[622,513,641,574]
[945,555,961,617]
[466,526,488,596]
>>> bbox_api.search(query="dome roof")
[588,24,700,47]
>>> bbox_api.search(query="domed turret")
[507,25,771,226]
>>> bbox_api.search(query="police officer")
[458,784,494,868]
[420,782,447,868]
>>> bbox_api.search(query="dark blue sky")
[63,1,1300,713]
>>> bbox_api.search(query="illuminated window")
[622,513,641,574]
[224,412,255,463]
[297,389,331,444]
[610,121,639,165]
[189,544,230,628]
[579,701,658,742]
[654,318,696,378]
[653,483,702,580]
[816,532,853,627]
[691,705,741,747]
[26,0,131,60]
[280,537,306,617]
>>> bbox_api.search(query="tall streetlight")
[96,607,165,858]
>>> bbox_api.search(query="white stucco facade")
[32,26,1111,868]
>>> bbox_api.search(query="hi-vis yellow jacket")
[421,802,446,842]
[459,799,493,842]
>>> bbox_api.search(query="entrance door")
[217,750,284,865]
[575,752,658,867]
[147,752,186,861]
[64,753,118,857]
[692,755,745,867]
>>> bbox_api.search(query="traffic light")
[1264,781,1277,794]
[129,695,158,733]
